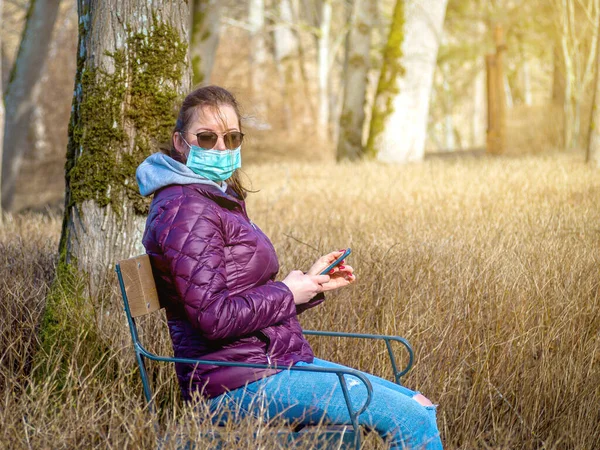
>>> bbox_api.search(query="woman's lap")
[209,358,442,449]
[310,357,419,398]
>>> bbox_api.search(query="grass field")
[1,152,599,449]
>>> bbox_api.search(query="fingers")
[329,264,354,276]
[329,250,346,262]
[283,271,330,304]
[311,274,331,285]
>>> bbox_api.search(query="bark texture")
[1,0,61,211]
[370,0,448,163]
[61,0,191,292]
[190,0,221,85]
[336,0,375,160]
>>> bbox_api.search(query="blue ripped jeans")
[209,358,442,449]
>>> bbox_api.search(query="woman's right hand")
[282,270,330,305]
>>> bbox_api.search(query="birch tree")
[273,0,298,130]
[587,4,600,166]
[274,0,298,61]
[249,0,269,127]
[1,0,61,212]
[190,0,222,86]
[368,0,448,162]
[336,0,375,160]
[317,0,332,137]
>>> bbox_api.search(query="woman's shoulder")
[147,185,225,237]
[153,184,219,205]
[150,184,222,219]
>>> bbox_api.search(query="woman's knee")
[412,393,434,406]
[390,403,441,449]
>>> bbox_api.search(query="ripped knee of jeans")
[412,393,434,407]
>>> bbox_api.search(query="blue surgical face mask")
[183,141,242,182]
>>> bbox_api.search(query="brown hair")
[163,85,249,199]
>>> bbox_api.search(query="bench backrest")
[117,254,162,317]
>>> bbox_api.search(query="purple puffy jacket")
[142,182,323,399]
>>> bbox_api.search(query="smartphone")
[320,248,352,275]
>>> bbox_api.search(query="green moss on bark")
[67,14,187,216]
[365,0,405,158]
[192,55,205,85]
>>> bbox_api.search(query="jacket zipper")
[258,331,272,365]
[240,203,257,229]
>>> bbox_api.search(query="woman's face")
[174,104,241,159]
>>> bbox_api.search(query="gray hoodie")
[136,153,226,197]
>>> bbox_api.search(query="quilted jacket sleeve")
[156,196,297,340]
[296,292,325,315]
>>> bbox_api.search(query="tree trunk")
[336,0,375,160]
[273,0,298,130]
[522,60,532,106]
[368,0,448,162]
[248,0,269,128]
[1,0,61,212]
[60,0,191,295]
[30,105,50,160]
[274,0,297,61]
[552,45,565,106]
[317,0,331,138]
[587,4,600,166]
[0,0,4,222]
[557,0,599,150]
[504,74,513,109]
[471,64,486,149]
[443,64,455,150]
[190,0,221,86]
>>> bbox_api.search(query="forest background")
[0,0,599,449]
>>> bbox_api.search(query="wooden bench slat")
[119,255,162,317]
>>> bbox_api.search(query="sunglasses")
[182,130,244,150]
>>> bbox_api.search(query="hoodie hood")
[136,153,224,197]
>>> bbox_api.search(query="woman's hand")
[306,250,356,292]
[282,270,330,305]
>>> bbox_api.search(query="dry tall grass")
[1,153,598,449]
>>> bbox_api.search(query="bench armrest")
[302,330,414,384]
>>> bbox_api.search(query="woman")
[136,85,442,449]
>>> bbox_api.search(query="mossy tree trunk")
[35,0,191,386]
[191,0,221,86]
[336,0,375,161]
[56,0,191,304]
[367,0,447,162]
[1,0,61,212]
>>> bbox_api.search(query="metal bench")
[116,254,414,449]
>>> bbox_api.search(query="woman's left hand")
[306,250,356,291]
